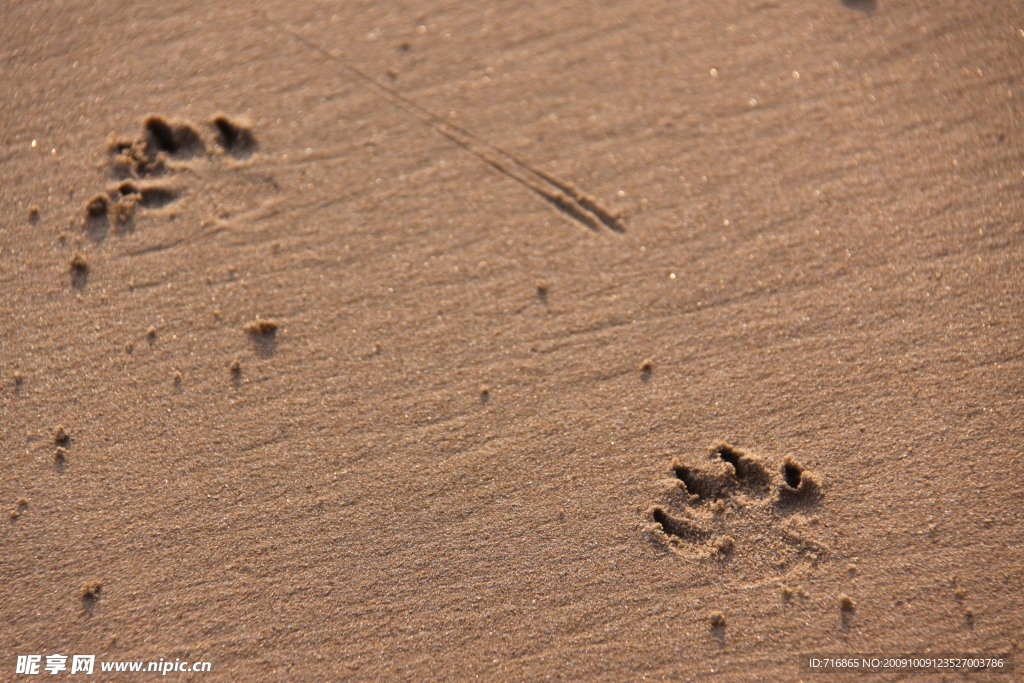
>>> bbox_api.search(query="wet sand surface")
[2,1,1022,678]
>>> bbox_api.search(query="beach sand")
[2,1,1021,678]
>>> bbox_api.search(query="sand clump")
[53,426,70,445]
[244,317,279,335]
[9,499,28,521]
[80,581,103,600]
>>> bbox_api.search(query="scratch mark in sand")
[264,14,626,234]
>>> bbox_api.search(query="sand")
[2,0,1022,679]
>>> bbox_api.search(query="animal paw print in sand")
[646,443,826,570]
[81,114,257,241]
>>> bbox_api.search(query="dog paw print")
[108,115,206,179]
[646,443,825,570]
[80,114,257,242]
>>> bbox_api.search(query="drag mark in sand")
[264,14,626,235]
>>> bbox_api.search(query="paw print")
[646,443,825,570]
[81,114,260,243]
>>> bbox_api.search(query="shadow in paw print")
[212,115,257,159]
[776,456,821,510]
[671,462,725,501]
[670,443,771,503]
[650,506,710,543]
[713,443,771,496]
[138,185,179,208]
[144,115,205,158]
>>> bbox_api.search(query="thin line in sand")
[264,13,627,234]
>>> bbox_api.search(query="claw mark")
[264,14,626,234]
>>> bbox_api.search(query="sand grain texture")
[1,0,1022,678]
